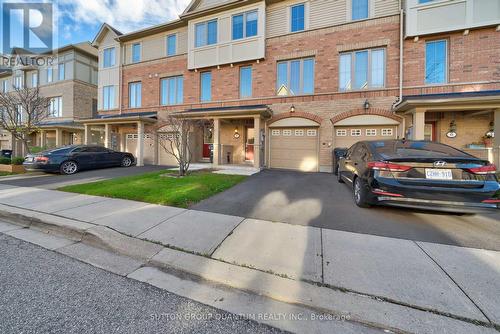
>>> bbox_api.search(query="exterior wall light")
[290,105,295,113]
[363,100,370,110]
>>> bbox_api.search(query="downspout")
[119,44,123,115]
[393,0,404,109]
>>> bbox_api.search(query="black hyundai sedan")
[23,145,135,175]
[337,140,500,212]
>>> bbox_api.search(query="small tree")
[153,115,209,176]
[0,85,50,155]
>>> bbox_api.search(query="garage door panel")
[270,127,318,172]
[126,134,155,164]
[334,125,397,149]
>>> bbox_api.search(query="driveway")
[0,165,168,189]
[192,169,500,251]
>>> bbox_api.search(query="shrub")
[29,146,46,154]
[11,157,25,165]
[0,157,11,165]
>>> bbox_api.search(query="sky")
[2,0,192,50]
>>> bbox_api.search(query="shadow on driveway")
[192,169,500,250]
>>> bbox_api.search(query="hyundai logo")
[434,161,447,167]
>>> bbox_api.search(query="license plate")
[425,169,453,180]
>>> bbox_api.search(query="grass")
[0,172,15,177]
[58,169,247,208]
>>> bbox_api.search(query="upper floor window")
[425,40,447,84]
[14,75,22,89]
[352,0,369,21]
[276,58,314,95]
[58,63,65,81]
[167,34,177,56]
[103,47,116,68]
[195,20,217,47]
[339,48,385,91]
[48,97,62,117]
[239,66,252,98]
[132,43,141,63]
[1,80,7,93]
[161,76,183,105]
[32,73,38,87]
[200,72,212,102]
[419,0,434,3]
[232,10,258,40]
[47,68,53,83]
[290,4,305,32]
[103,86,115,110]
[129,82,142,108]
[16,105,23,123]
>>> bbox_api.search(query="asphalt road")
[0,234,283,334]
[193,169,500,251]
[0,165,168,189]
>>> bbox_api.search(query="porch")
[394,91,500,165]
[36,122,85,149]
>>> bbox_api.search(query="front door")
[425,122,436,141]
[203,126,213,158]
[245,127,255,161]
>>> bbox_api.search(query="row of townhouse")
[4,0,500,172]
[0,43,98,153]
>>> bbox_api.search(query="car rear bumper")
[376,196,499,213]
[23,163,59,172]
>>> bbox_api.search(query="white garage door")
[157,132,179,166]
[125,134,155,164]
[334,125,397,148]
[270,128,319,172]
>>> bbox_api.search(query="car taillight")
[465,164,497,175]
[482,199,500,204]
[35,156,49,164]
[367,161,412,172]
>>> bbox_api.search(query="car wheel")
[121,156,132,167]
[337,165,345,183]
[60,161,79,175]
[353,177,371,208]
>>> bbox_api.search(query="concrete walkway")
[0,183,498,333]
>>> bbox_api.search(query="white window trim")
[336,129,348,137]
[347,0,374,22]
[194,19,218,48]
[288,2,310,33]
[306,129,317,136]
[282,129,292,136]
[295,129,304,136]
[351,129,362,136]
[231,10,259,41]
[131,42,142,63]
[166,33,177,56]
[271,129,280,136]
[425,39,448,85]
[365,129,377,136]
[381,128,394,137]
[103,47,116,68]
[339,47,386,92]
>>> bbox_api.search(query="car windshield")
[370,141,473,160]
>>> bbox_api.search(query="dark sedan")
[337,140,500,213]
[23,145,135,175]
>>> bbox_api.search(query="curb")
[1,206,497,334]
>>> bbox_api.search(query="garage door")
[157,132,179,166]
[270,128,319,172]
[125,134,155,164]
[334,125,397,148]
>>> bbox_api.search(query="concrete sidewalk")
[0,184,498,333]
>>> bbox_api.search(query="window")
[48,97,62,117]
[103,47,116,68]
[47,68,53,83]
[14,76,22,89]
[290,4,305,32]
[161,76,183,105]
[232,10,258,40]
[381,128,393,136]
[167,34,177,56]
[132,43,141,63]
[295,129,304,136]
[16,105,23,123]
[195,20,217,47]
[276,58,314,95]
[425,40,447,84]
[336,129,347,137]
[239,66,252,98]
[129,82,142,108]
[271,129,280,136]
[419,0,434,3]
[351,129,362,136]
[339,48,385,91]
[283,129,292,136]
[307,129,317,136]
[352,0,369,20]
[58,63,65,81]
[103,86,115,110]
[32,73,38,87]
[1,80,7,93]
[200,72,212,102]
[366,129,377,136]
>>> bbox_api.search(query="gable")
[183,0,236,14]
[92,24,122,48]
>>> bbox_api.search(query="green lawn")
[58,170,247,208]
[0,172,15,177]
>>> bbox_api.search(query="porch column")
[213,118,220,166]
[39,130,46,147]
[104,123,111,148]
[412,108,426,140]
[55,129,63,147]
[494,109,500,148]
[84,124,91,145]
[253,116,261,168]
[136,121,144,166]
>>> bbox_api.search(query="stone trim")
[337,39,391,52]
[275,50,318,61]
[330,108,402,124]
[268,112,323,125]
